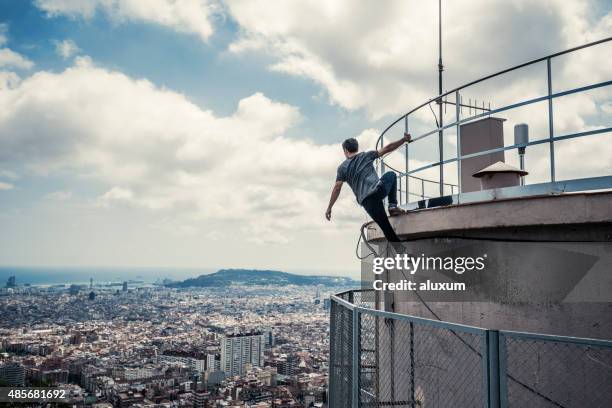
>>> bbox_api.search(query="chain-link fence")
[329,290,612,408]
[501,332,612,408]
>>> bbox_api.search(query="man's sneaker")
[388,207,405,216]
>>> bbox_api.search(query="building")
[122,281,128,292]
[328,38,612,408]
[158,355,205,372]
[0,362,25,386]
[6,276,15,288]
[220,331,265,377]
[277,356,300,376]
[206,354,219,372]
[193,391,210,408]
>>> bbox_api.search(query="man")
[325,132,412,242]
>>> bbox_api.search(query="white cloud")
[35,0,219,42]
[0,181,14,190]
[226,0,611,119]
[0,71,21,89]
[0,58,364,243]
[0,48,34,70]
[225,0,611,189]
[0,24,33,71]
[54,39,80,59]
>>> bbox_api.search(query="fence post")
[352,308,360,408]
[498,333,508,408]
[421,179,425,200]
[410,321,416,408]
[380,134,385,175]
[329,299,336,408]
[455,90,462,198]
[405,115,410,204]
[486,330,501,408]
[547,58,556,183]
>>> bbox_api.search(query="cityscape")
[0,273,348,407]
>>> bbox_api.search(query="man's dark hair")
[342,138,359,153]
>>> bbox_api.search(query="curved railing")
[329,289,612,408]
[376,37,612,207]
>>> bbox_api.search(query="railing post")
[547,58,556,183]
[352,308,360,408]
[380,134,385,175]
[486,330,501,408]
[421,178,425,200]
[405,115,410,204]
[398,173,402,205]
[455,90,462,198]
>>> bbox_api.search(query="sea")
[0,266,214,286]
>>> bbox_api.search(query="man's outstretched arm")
[325,181,343,220]
[377,132,412,157]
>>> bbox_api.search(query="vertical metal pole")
[389,318,395,401]
[547,58,556,183]
[338,301,345,405]
[405,115,409,203]
[421,179,425,200]
[353,310,359,406]
[399,174,402,205]
[499,333,509,408]
[455,90,462,198]
[438,0,444,197]
[329,300,335,408]
[519,154,525,186]
[409,322,415,408]
[374,295,380,402]
[380,135,385,175]
[486,330,500,408]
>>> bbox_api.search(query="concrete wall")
[362,191,612,338]
[359,191,612,406]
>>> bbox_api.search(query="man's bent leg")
[380,171,398,208]
[363,196,400,242]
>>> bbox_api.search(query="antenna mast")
[437,0,444,196]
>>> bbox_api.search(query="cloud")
[0,71,21,89]
[0,58,365,242]
[0,181,14,190]
[35,0,219,42]
[54,39,80,59]
[226,0,611,119]
[225,0,611,190]
[0,49,34,70]
[0,24,33,71]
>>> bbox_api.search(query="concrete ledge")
[367,190,612,241]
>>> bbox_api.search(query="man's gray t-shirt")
[336,150,380,205]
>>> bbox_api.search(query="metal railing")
[329,290,612,408]
[376,37,612,207]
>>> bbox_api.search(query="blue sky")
[1,0,381,142]
[0,0,609,275]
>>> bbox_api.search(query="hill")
[166,269,354,288]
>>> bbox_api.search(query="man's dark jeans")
[362,171,400,242]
